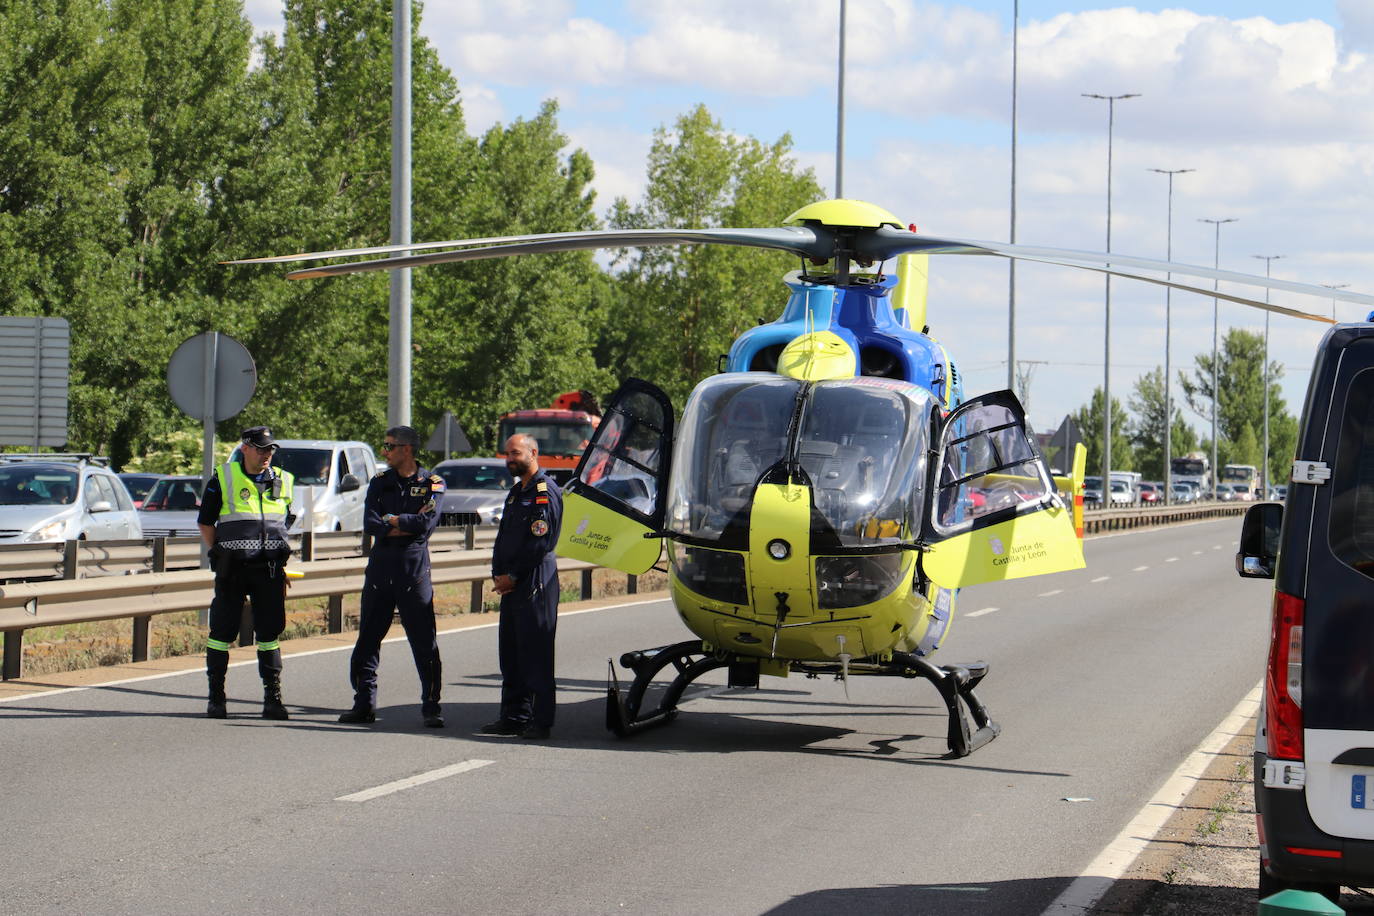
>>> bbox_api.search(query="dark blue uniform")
[492,471,563,729]
[349,466,445,716]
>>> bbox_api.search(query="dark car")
[117,472,163,509]
[137,475,203,538]
[1236,324,1374,904]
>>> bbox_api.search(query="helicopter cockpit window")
[934,403,1054,535]
[579,390,667,520]
[668,374,800,543]
[799,381,932,547]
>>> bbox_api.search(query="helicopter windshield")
[667,374,934,548]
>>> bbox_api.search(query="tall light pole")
[1199,217,1238,497]
[1254,254,1283,498]
[1008,0,1019,392]
[1148,167,1194,504]
[388,0,412,427]
[1083,92,1140,488]
[1323,283,1351,322]
[835,0,846,197]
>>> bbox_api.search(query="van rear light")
[1285,846,1342,859]
[1266,590,1305,760]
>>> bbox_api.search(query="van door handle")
[1331,748,1374,766]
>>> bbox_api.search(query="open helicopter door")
[921,391,1085,589]
[556,378,674,576]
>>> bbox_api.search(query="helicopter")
[229,198,1373,757]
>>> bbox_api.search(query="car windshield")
[498,419,595,458]
[1111,481,1128,492]
[142,477,202,510]
[1084,476,1102,489]
[271,448,332,485]
[0,466,79,506]
[437,464,512,490]
[119,475,160,501]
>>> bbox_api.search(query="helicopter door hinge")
[1291,460,1331,485]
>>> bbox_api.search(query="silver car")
[0,455,142,543]
[433,458,514,526]
[137,475,204,538]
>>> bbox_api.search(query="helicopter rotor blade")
[220,232,599,265]
[275,227,827,279]
[1006,253,1335,324]
[859,227,1374,308]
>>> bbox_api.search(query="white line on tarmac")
[1039,682,1261,916]
[1165,557,1178,563]
[965,607,999,618]
[336,759,494,802]
[1133,566,1149,572]
[0,597,670,704]
[1090,576,1111,583]
[1038,589,1063,598]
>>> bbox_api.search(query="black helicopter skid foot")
[605,640,729,738]
[890,651,1001,758]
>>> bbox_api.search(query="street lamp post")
[1199,217,1238,498]
[1008,0,1019,392]
[1323,283,1351,322]
[1083,92,1140,488]
[1253,255,1283,499]
[1148,167,1194,505]
[836,0,846,198]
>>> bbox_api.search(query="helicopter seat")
[718,440,761,513]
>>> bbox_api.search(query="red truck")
[496,391,601,484]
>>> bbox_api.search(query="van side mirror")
[338,473,362,493]
[88,500,113,514]
[1236,502,1282,579]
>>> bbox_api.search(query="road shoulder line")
[1040,681,1261,915]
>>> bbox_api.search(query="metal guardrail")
[0,527,625,681]
[0,525,497,582]
[1081,501,1248,533]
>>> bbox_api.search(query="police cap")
[240,426,278,449]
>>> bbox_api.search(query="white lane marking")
[1133,566,1149,572]
[1040,683,1261,916]
[336,759,494,802]
[1165,557,1179,563]
[1091,576,1110,583]
[1212,544,1222,550]
[0,597,672,704]
[965,607,1000,618]
[1192,550,1202,555]
[1038,589,1063,598]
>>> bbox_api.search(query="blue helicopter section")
[726,271,962,407]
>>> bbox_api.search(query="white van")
[231,439,378,532]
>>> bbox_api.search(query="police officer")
[338,425,446,727]
[198,426,295,720]
[478,434,563,740]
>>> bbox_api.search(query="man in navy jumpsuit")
[478,433,563,740]
[338,425,447,727]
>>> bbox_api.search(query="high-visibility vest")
[215,460,294,562]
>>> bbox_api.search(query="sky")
[244,0,1374,442]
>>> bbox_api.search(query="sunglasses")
[381,442,410,452]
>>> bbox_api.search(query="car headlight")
[31,520,67,542]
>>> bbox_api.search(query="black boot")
[206,647,228,719]
[262,676,289,720]
[259,647,288,720]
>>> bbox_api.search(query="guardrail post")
[464,524,475,550]
[132,616,150,662]
[238,600,255,647]
[471,580,484,614]
[62,540,78,580]
[627,574,637,595]
[301,531,314,563]
[580,569,593,600]
[327,594,343,633]
[152,538,166,573]
[2,629,20,680]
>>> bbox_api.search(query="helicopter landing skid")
[605,640,1000,757]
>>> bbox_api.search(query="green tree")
[602,104,825,404]
[1128,366,1199,479]
[1073,386,1134,476]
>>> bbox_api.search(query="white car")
[231,439,378,532]
[136,475,204,538]
[1108,479,1132,506]
[0,455,142,543]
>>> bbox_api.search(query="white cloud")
[1339,0,1374,51]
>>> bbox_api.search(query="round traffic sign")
[166,332,256,422]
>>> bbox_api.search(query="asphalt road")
[0,518,1271,915]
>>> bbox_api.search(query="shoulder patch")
[430,474,443,485]
[372,470,387,479]
[536,481,548,492]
